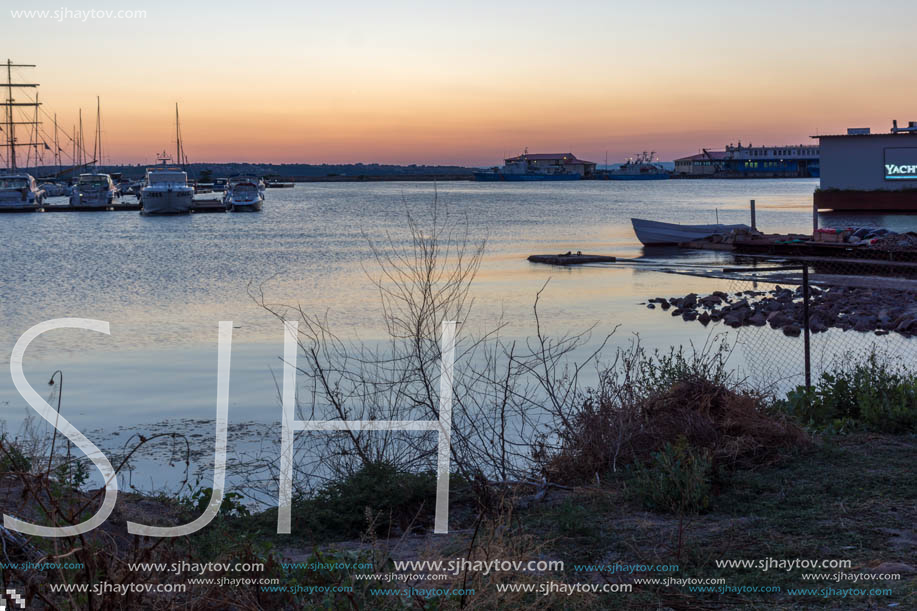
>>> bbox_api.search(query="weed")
[628,437,712,514]
[781,351,917,433]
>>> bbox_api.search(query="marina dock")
[0,198,229,213]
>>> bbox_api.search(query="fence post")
[802,264,811,389]
[750,199,756,231]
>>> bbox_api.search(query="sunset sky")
[4,0,917,165]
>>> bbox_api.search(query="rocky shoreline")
[647,285,917,337]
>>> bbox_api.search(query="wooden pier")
[43,203,142,212]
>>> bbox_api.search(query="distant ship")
[474,151,596,181]
[605,151,670,180]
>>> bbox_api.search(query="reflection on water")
[2,179,916,493]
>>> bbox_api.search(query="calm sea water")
[1,179,913,492]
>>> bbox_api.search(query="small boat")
[223,179,264,211]
[265,180,294,188]
[631,218,750,246]
[69,173,118,207]
[0,173,45,209]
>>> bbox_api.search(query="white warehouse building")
[814,121,917,211]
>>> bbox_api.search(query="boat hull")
[631,218,750,245]
[0,201,39,210]
[140,189,194,215]
[229,200,262,212]
[0,194,40,209]
[473,172,581,182]
[70,193,114,208]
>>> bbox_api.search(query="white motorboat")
[140,104,197,215]
[69,173,118,207]
[234,175,266,194]
[223,179,264,211]
[140,167,194,214]
[631,218,750,245]
[0,173,45,209]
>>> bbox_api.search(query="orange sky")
[5,0,917,165]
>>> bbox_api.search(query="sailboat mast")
[94,96,102,169]
[1,60,40,171]
[78,108,83,168]
[6,59,15,170]
[54,112,60,174]
[27,90,39,168]
[175,103,180,167]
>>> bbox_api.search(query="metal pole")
[750,199,756,231]
[802,264,811,389]
[812,200,819,234]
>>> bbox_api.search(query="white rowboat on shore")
[631,218,750,245]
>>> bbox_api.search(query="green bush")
[628,438,712,514]
[0,435,32,474]
[295,461,460,540]
[781,353,917,434]
[554,500,596,537]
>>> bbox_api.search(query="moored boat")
[69,173,118,207]
[140,167,194,215]
[606,152,670,180]
[223,179,264,211]
[0,173,44,209]
[631,218,750,245]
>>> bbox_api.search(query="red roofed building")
[502,152,597,177]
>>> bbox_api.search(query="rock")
[682,293,698,308]
[894,315,917,333]
[646,303,656,309]
[748,311,767,326]
[671,308,683,317]
[682,311,697,321]
[809,315,829,333]
[767,311,793,329]
[782,324,801,337]
[853,315,878,332]
[698,312,711,326]
[699,295,722,308]
[660,301,670,310]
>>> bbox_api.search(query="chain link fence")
[647,255,917,397]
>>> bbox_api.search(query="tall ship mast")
[1,59,42,172]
